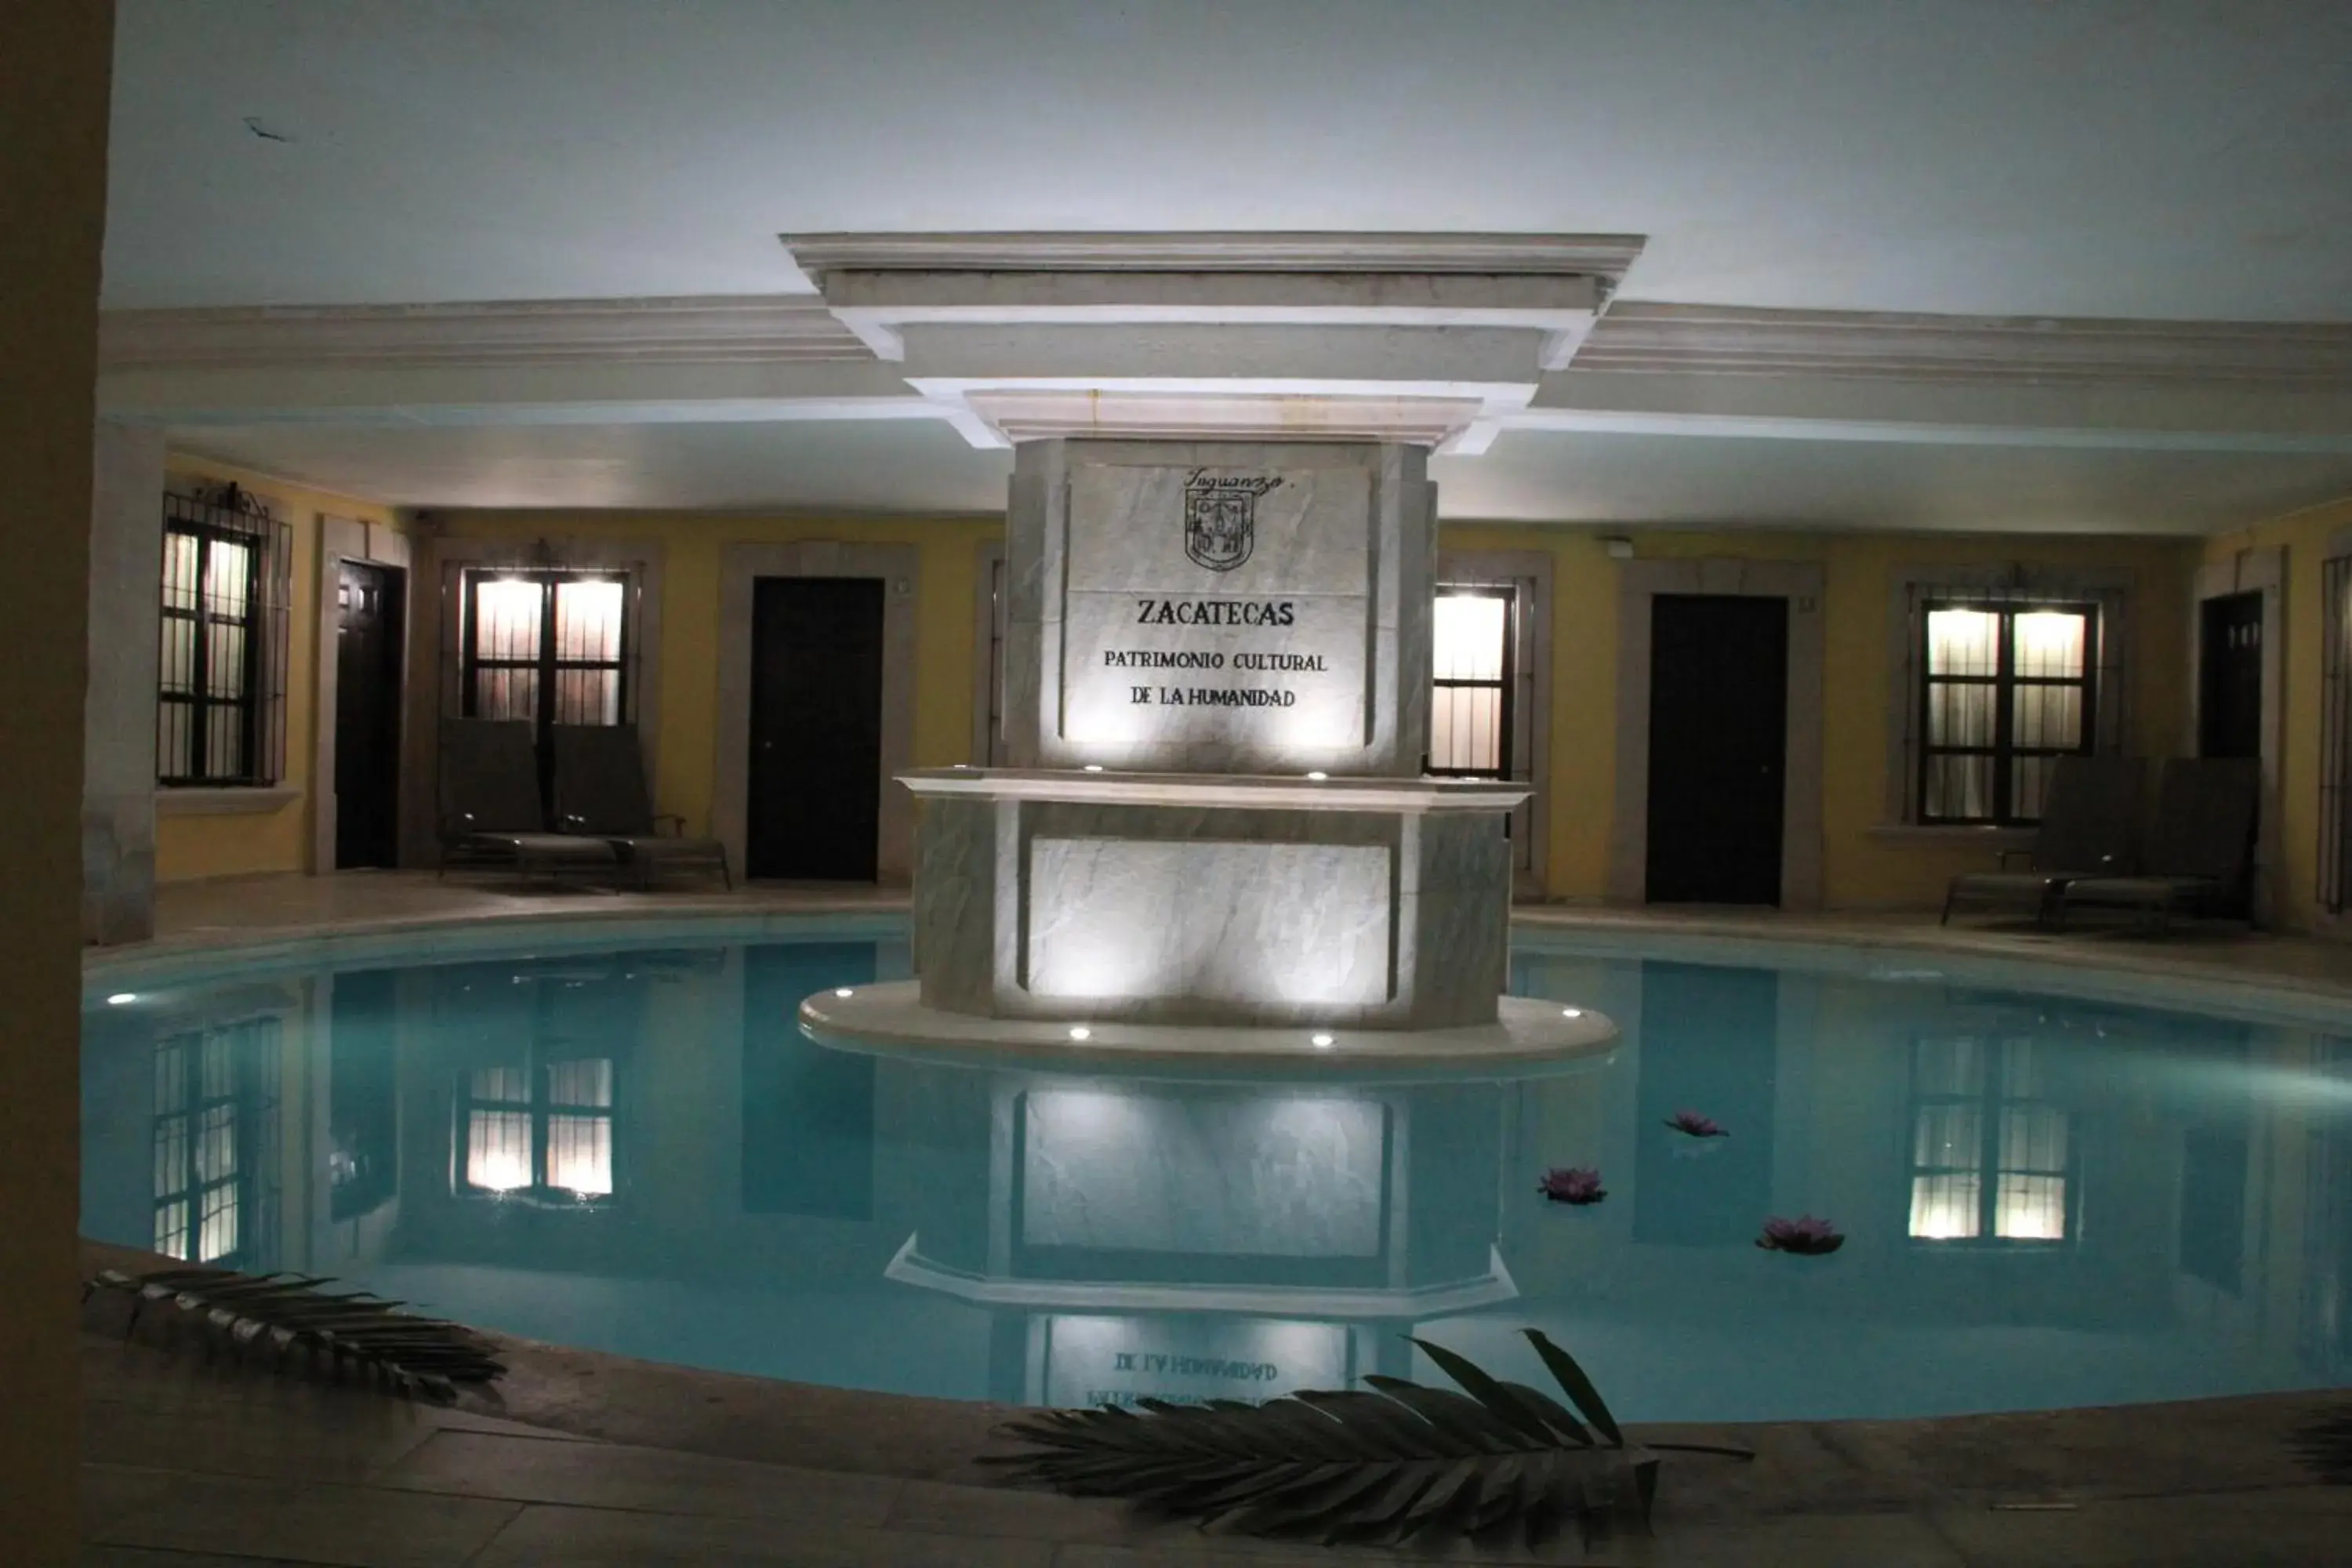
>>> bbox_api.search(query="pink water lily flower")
[1664,1109,1728,1138]
[1756,1215,1845,1255]
[1538,1167,1607,1206]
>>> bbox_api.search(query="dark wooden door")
[333,561,405,869]
[2200,591,2263,760]
[747,577,885,880]
[1646,594,1788,906]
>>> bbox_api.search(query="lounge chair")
[1940,755,2144,926]
[552,724,732,888]
[437,718,619,884]
[2057,757,2262,932]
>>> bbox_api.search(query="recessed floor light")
[1306,771,1328,780]
[834,988,855,998]
[106,993,137,1006]
[1311,1033,1334,1047]
[1068,1025,1092,1040]
[1082,764,1105,772]
[1562,1007,1582,1018]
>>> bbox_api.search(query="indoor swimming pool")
[79,916,2352,1425]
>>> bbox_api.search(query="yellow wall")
[427,510,2196,912]
[2203,494,2352,931]
[154,459,403,881]
[1442,525,1621,898]
[424,511,1005,837]
[1445,526,2198,909]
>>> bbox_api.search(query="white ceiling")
[170,419,2352,536]
[108,2,2352,531]
[109,0,2352,318]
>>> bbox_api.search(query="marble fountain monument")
[799,435,1616,1069]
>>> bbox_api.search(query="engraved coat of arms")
[1181,470,1284,572]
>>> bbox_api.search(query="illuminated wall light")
[106,993,137,1006]
[1082,764,1105,772]
[1310,1033,1334,1048]
[1068,1025,1093,1040]
[1306,771,1329,780]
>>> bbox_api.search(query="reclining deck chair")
[553,724,732,888]
[437,718,619,884]
[1940,754,2143,926]
[2057,757,2261,932]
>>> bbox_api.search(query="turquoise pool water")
[79,921,2352,1423]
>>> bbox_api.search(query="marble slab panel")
[1406,811,1514,1023]
[1005,438,1431,775]
[902,774,1517,1028]
[911,797,996,1013]
[1058,589,1370,754]
[1025,837,1392,1011]
[1019,1089,1386,1257]
[1064,462,1373,597]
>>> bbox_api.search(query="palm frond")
[84,1265,504,1403]
[985,1328,1750,1550]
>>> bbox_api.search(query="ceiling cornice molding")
[98,296,871,371]
[1577,303,2352,387]
[786,249,1610,368]
[965,390,1481,447]
[782,231,1647,285]
[916,383,1527,450]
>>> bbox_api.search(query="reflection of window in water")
[457,1056,615,1203]
[152,1017,280,1265]
[1908,1036,2071,1243]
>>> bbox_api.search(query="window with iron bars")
[1917,601,2099,825]
[459,569,632,735]
[459,567,633,818]
[1428,587,1515,779]
[158,487,291,786]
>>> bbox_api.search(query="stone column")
[0,0,112,1557]
[83,420,165,944]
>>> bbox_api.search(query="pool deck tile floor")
[74,1307,2352,1568]
[72,871,2352,1564]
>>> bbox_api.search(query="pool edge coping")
[84,896,2352,1029]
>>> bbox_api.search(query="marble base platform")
[797,981,1617,1077]
[906,768,1530,1029]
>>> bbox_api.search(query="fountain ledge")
[904,767,1533,812]
[799,984,1616,1074]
